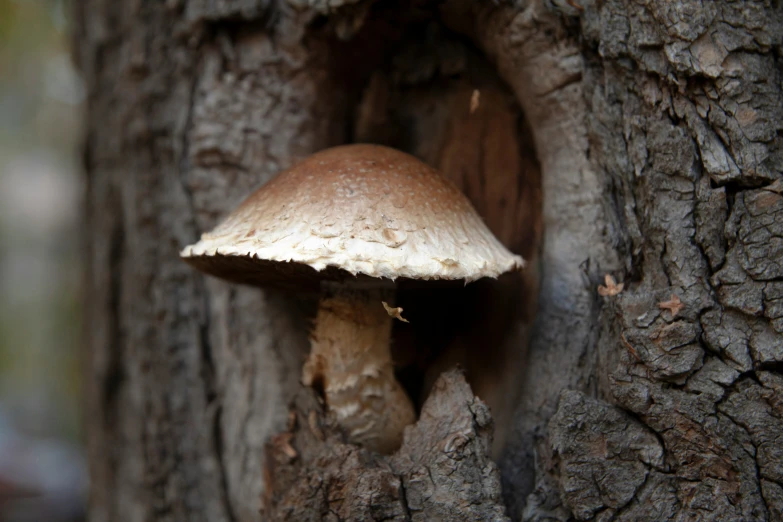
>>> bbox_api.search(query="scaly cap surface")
[181,144,524,288]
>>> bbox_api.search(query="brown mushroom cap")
[181,144,524,290]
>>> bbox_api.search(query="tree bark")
[77,1,783,521]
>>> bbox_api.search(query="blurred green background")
[0,0,86,519]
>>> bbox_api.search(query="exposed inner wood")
[352,37,541,456]
[303,283,415,454]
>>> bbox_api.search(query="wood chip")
[272,432,298,460]
[382,301,409,323]
[597,274,624,296]
[470,89,480,114]
[658,294,684,318]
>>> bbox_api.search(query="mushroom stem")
[302,283,415,454]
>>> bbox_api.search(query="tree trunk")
[77,1,783,521]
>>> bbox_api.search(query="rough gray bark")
[263,370,507,521]
[464,1,783,520]
[77,0,782,521]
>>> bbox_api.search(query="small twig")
[620,333,641,361]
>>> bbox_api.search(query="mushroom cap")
[181,144,524,290]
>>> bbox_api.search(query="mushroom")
[181,144,524,454]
